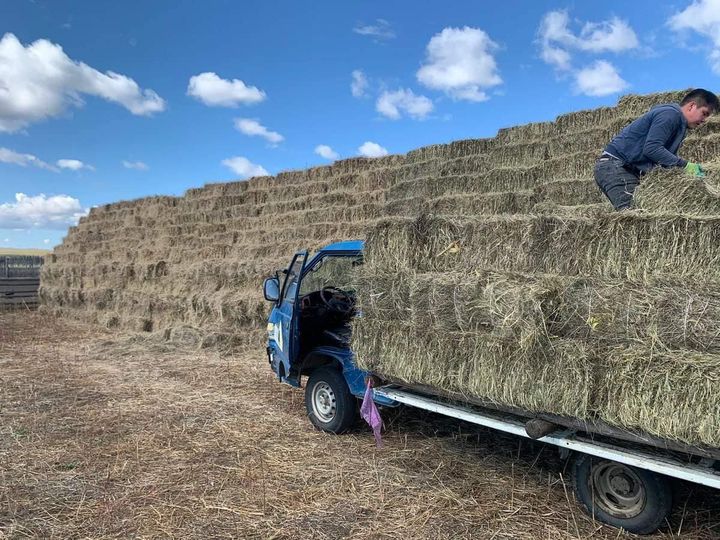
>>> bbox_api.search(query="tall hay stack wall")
[40,90,720,446]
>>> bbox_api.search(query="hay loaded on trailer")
[263,237,720,535]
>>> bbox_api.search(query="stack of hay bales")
[40,157,404,339]
[47,91,667,336]
[353,90,720,449]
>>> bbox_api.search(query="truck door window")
[281,255,305,305]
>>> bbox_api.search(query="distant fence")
[0,256,44,310]
[1,256,44,278]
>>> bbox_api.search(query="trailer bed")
[374,385,720,490]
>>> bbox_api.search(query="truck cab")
[263,240,394,433]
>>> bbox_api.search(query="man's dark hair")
[681,88,720,113]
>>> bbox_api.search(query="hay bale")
[385,191,539,217]
[599,346,720,447]
[549,276,720,352]
[406,139,495,162]
[355,269,556,350]
[533,179,606,206]
[357,268,720,353]
[353,320,598,419]
[354,266,720,445]
[531,202,610,218]
[682,133,720,163]
[496,121,555,145]
[364,213,720,281]
[617,90,689,115]
[634,166,720,215]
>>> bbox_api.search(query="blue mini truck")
[263,240,720,535]
[263,240,396,434]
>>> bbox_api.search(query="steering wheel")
[319,286,354,315]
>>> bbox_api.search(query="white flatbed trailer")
[375,386,720,490]
[370,385,719,534]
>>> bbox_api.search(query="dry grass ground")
[1,312,719,539]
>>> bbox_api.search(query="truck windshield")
[299,254,362,296]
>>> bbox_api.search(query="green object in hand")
[685,162,706,177]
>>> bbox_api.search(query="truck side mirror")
[263,276,280,302]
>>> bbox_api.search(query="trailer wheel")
[305,367,358,434]
[572,454,672,534]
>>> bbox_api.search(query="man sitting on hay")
[595,88,719,210]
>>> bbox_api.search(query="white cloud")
[575,60,629,96]
[43,238,50,244]
[0,147,57,171]
[0,33,165,132]
[351,69,368,98]
[538,11,639,71]
[57,159,94,171]
[221,156,269,179]
[353,19,395,40]
[234,118,284,145]
[122,160,148,171]
[187,72,266,107]
[669,0,720,74]
[538,11,575,70]
[579,19,640,52]
[417,27,502,102]
[358,141,388,158]
[540,44,573,71]
[376,88,433,120]
[315,145,339,160]
[0,193,88,229]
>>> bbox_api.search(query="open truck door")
[265,250,307,386]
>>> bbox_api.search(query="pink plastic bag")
[360,378,383,447]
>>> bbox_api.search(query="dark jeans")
[594,157,640,210]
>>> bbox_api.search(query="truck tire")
[572,453,672,534]
[305,367,358,434]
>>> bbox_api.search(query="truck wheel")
[305,367,358,434]
[572,453,672,534]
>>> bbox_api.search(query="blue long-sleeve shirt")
[605,103,688,173]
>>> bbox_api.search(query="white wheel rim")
[590,461,646,518]
[312,381,336,423]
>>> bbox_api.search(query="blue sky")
[2,0,720,248]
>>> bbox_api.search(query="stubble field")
[1,311,719,539]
